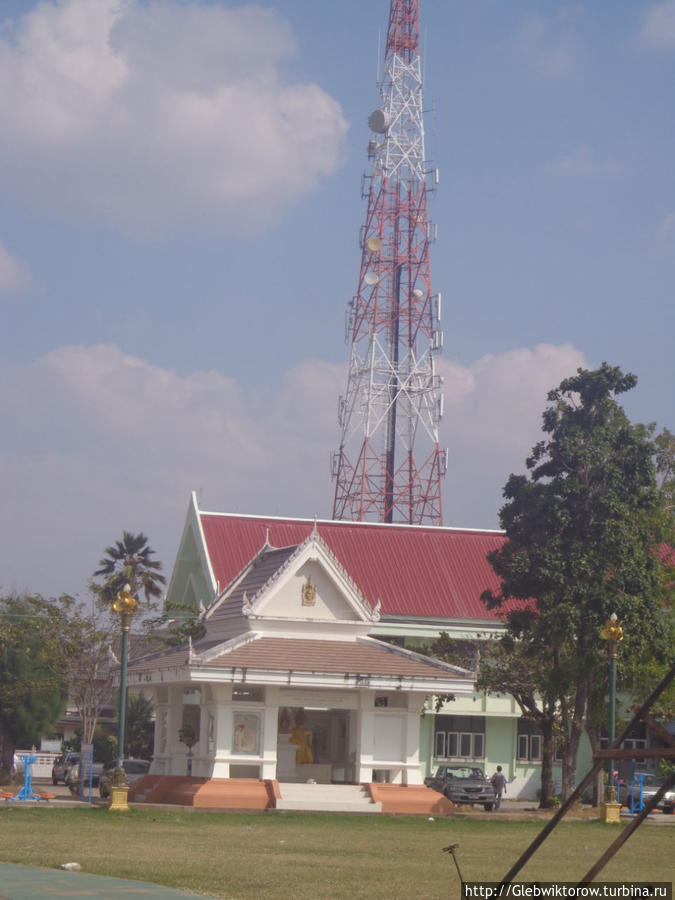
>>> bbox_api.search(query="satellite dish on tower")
[366,236,382,252]
[368,109,389,133]
[364,270,379,285]
[412,288,424,300]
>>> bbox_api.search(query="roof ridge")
[199,509,504,536]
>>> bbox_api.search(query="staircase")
[276,783,381,813]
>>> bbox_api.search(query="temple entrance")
[277,707,353,783]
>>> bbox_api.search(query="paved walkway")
[0,862,218,900]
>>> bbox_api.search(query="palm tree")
[93,531,166,609]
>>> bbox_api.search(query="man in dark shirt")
[491,765,507,810]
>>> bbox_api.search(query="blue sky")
[1,0,673,600]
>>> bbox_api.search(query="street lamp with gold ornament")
[109,584,138,811]
[600,612,623,815]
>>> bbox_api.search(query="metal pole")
[608,650,616,794]
[116,612,130,769]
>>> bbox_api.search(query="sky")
[1,0,673,601]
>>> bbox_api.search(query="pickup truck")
[51,752,80,785]
[66,759,105,794]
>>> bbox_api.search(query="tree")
[125,692,154,760]
[0,595,71,778]
[92,530,166,610]
[476,620,561,808]
[65,604,117,747]
[482,364,667,801]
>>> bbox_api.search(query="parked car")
[424,764,495,811]
[51,752,80,785]
[624,773,674,814]
[99,759,151,799]
[66,760,105,794]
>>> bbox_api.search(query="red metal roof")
[199,512,516,621]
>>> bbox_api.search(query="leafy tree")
[0,595,71,778]
[482,364,667,801]
[476,623,561,808]
[146,596,207,649]
[125,692,154,760]
[65,604,117,747]
[92,531,166,610]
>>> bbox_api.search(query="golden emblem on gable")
[301,577,316,606]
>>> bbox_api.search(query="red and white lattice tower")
[332,0,446,525]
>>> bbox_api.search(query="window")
[600,721,647,752]
[517,719,543,762]
[433,716,485,760]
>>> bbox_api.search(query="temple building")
[125,494,576,811]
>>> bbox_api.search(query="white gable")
[239,536,379,639]
[261,559,360,622]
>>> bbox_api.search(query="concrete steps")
[276,782,381,813]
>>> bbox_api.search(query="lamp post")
[600,612,623,821]
[109,584,138,811]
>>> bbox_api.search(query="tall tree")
[482,364,666,801]
[0,595,71,778]
[93,531,165,610]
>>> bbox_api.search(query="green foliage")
[63,732,117,766]
[0,594,72,775]
[414,632,471,711]
[482,363,668,798]
[146,597,206,649]
[476,634,560,808]
[125,692,154,760]
[92,530,166,610]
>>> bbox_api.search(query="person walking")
[491,765,507,810]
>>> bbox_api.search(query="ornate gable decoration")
[240,532,378,623]
[301,577,317,607]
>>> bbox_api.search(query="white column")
[166,685,185,775]
[356,692,375,783]
[402,692,425,785]
[211,684,233,778]
[261,686,280,780]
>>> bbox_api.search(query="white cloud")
[639,1,675,49]
[0,0,348,234]
[439,344,587,528]
[0,341,586,598]
[515,12,581,80]
[545,146,621,178]
[0,241,32,292]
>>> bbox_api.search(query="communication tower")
[332,0,446,525]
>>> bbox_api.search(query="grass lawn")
[0,806,672,900]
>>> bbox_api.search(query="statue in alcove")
[289,709,313,764]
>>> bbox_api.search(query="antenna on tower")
[331,0,447,526]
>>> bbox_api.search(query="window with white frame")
[517,719,543,762]
[600,721,647,752]
[434,716,485,760]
